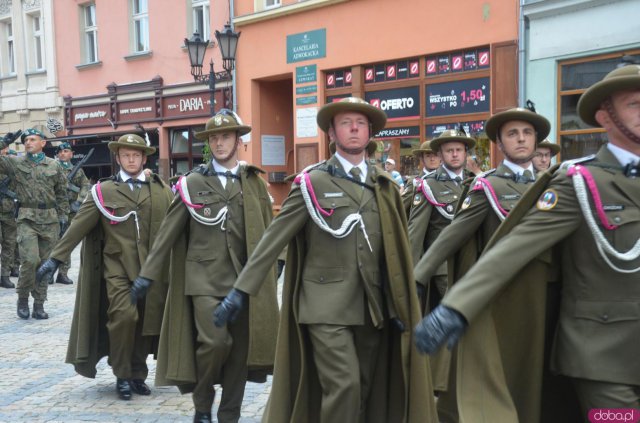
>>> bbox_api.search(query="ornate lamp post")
[184,24,241,115]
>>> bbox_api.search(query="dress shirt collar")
[607,143,640,167]
[334,152,367,182]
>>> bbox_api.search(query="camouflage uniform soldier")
[0,129,69,319]
[54,142,90,285]
[0,147,19,288]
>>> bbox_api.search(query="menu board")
[426,77,490,117]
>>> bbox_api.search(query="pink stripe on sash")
[176,176,204,210]
[472,178,509,216]
[567,165,618,230]
[302,172,334,217]
[417,179,446,207]
[96,182,119,225]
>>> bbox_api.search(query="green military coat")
[141,163,279,391]
[50,173,173,378]
[233,156,436,423]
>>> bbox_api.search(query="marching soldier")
[37,134,173,400]
[130,110,279,423]
[415,64,640,421]
[0,129,69,319]
[0,147,19,288]
[213,97,435,423]
[532,138,561,172]
[412,105,550,422]
[53,142,90,285]
[401,140,441,215]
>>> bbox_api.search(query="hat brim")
[429,136,476,153]
[194,125,252,141]
[329,140,378,156]
[578,76,640,127]
[537,142,560,156]
[108,141,156,155]
[412,148,434,156]
[317,102,387,134]
[485,110,550,143]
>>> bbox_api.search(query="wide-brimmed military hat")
[108,134,156,155]
[577,64,640,127]
[56,142,72,154]
[412,140,435,156]
[194,109,251,140]
[537,139,560,156]
[329,140,378,156]
[485,107,550,143]
[20,128,46,142]
[317,97,387,134]
[429,129,476,152]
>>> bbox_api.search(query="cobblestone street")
[0,245,271,422]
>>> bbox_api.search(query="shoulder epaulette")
[560,154,596,170]
[189,164,209,175]
[242,163,266,175]
[99,175,117,183]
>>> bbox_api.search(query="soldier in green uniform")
[0,129,69,318]
[401,140,440,216]
[37,134,173,400]
[412,106,550,422]
[414,63,640,422]
[213,97,436,423]
[53,142,90,285]
[532,138,561,172]
[130,110,279,423]
[0,146,19,288]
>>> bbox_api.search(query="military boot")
[32,302,49,320]
[56,273,74,285]
[10,268,19,278]
[0,276,15,288]
[17,297,29,319]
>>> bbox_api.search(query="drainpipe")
[518,0,526,107]
[230,0,238,112]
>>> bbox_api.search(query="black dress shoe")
[130,379,151,395]
[10,268,19,278]
[56,273,74,285]
[0,276,14,288]
[116,378,132,400]
[193,411,212,423]
[17,298,29,319]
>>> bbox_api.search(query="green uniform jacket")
[141,164,279,391]
[60,162,91,205]
[440,147,638,422]
[50,174,173,378]
[233,157,436,423]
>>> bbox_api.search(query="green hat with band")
[194,109,251,140]
[317,97,387,134]
[429,129,476,152]
[485,106,550,143]
[108,134,156,155]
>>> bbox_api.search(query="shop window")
[265,0,281,9]
[170,127,204,177]
[558,50,640,159]
[131,0,149,53]
[0,20,15,75]
[325,68,352,89]
[191,0,210,41]
[81,3,98,64]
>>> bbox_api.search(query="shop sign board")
[426,120,485,138]
[117,99,156,122]
[365,86,420,120]
[287,29,326,63]
[426,77,490,117]
[296,65,317,84]
[296,95,318,106]
[296,85,317,95]
[375,125,420,139]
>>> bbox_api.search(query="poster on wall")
[296,107,318,138]
[425,77,490,117]
[261,135,286,166]
[364,86,420,120]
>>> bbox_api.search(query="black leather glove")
[59,218,68,238]
[414,305,468,355]
[36,258,62,286]
[213,288,248,327]
[130,276,153,304]
[3,132,15,144]
[70,201,82,214]
[390,317,406,332]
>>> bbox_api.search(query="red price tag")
[326,74,335,86]
[345,71,352,83]
[426,59,437,74]
[365,68,374,81]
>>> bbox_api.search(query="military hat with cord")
[317,96,387,134]
[108,133,156,155]
[412,140,435,156]
[484,100,551,143]
[536,139,560,157]
[429,126,477,152]
[194,109,251,140]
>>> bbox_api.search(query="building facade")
[52,0,232,181]
[523,0,640,161]
[0,0,64,149]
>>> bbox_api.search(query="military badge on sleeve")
[460,196,472,210]
[536,189,558,211]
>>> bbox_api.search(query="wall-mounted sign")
[117,99,156,122]
[426,77,490,117]
[287,28,326,63]
[426,47,490,76]
[261,135,286,166]
[163,91,223,118]
[374,125,420,139]
[296,85,317,95]
[426,120,485,139]
[296,95,318,106]
[365,86,420,120]
[71,104,111,127]
[296,107,318,138]
[296,65,317,84]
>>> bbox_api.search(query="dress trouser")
[105,274,150,380]
[306,311,382,423]
[572,378,640,418]
[16,221,58,302]
[192,296,249,423]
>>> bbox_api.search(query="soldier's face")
[208,131,240,165]
[421,152,441,170]
[23,135,46,154]
[438,141,467,172]
[596,89,640,152]
[329,112,371,156]
[497,120,536,165]
[57,149,73,162]
[116,147,147,176]
[532,147,552,171]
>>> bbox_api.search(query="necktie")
[522,169,534,182]
[623,162,639,178]
[349,167,362,182]
[126,178,140,190]
[224,171,234,194]
[453,176,462,185]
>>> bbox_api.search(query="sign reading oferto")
[287,29,326,63]
[296,65,317,84]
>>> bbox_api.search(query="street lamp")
[184,24,241,115]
